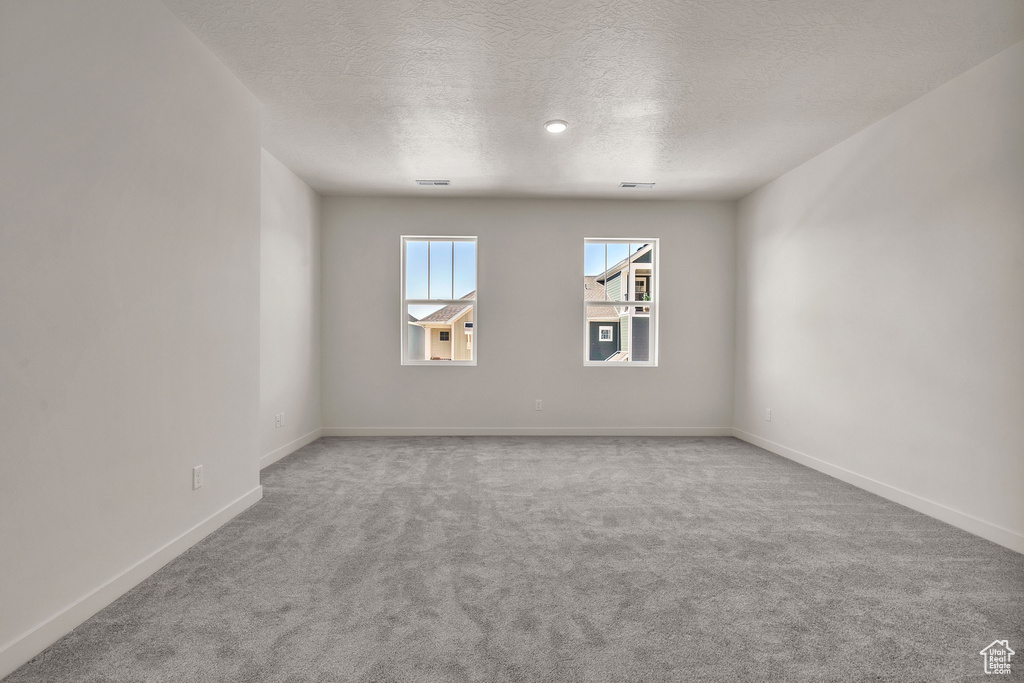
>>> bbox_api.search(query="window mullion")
[407,299,475,306]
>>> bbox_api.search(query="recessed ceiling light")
[620,182,655,189]
[544,120,568,133]
[415,179,451,186]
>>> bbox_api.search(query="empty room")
[1,1,1022,681]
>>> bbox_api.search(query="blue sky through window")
[429,242,452,298]
[584,242,635,277]
[406,241,429,299]
[453,241,475,298]
[406,240,476,301]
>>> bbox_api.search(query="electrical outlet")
[535,399,542,411]
[765,408,772,422]
[275,413,283,428]
[192,465,203,490]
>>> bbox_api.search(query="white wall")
[260,149,322,467]
[734,41,1024,552]
[322,197,735,434]
[0,1,262,676]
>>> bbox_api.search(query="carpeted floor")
[6,437,1023,682]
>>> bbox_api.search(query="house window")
[401,236,477,365]
[583,238,658,366]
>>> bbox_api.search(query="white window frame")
[598,326,613,342]
[401,235,478,366]
[583,238,659,367]
[438,330,451,342]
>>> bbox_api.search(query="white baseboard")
[0,486,264,680]
[322,427,734,437]
[731,429,1024,555]
[260,428,323,469]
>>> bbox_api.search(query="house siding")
[589,321,618,361]
[605,273,621,301]
[408,322,425,360]
[632,316,650,362]
[451,308,474,361]
[430,328,452,360]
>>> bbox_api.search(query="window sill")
[583,361,657,368]
[402,360,477,367]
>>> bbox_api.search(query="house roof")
[584,276,605,301]
[585,277,619,319]
[415,290,476,324]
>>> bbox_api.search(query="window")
[583,238,658,366]
[401,236,477,365]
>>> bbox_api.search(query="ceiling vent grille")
[416,179,451,186]
[620,182,655,189]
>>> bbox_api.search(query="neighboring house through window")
[401,236,477,364]
[583,239,658,365]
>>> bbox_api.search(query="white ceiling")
[163,0,1024,199]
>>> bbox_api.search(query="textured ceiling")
[162,0,1024,199]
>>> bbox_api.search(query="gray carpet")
[6,437,1023,682]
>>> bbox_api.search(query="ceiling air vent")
[620,182,655,189]
[416,179,451,186]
